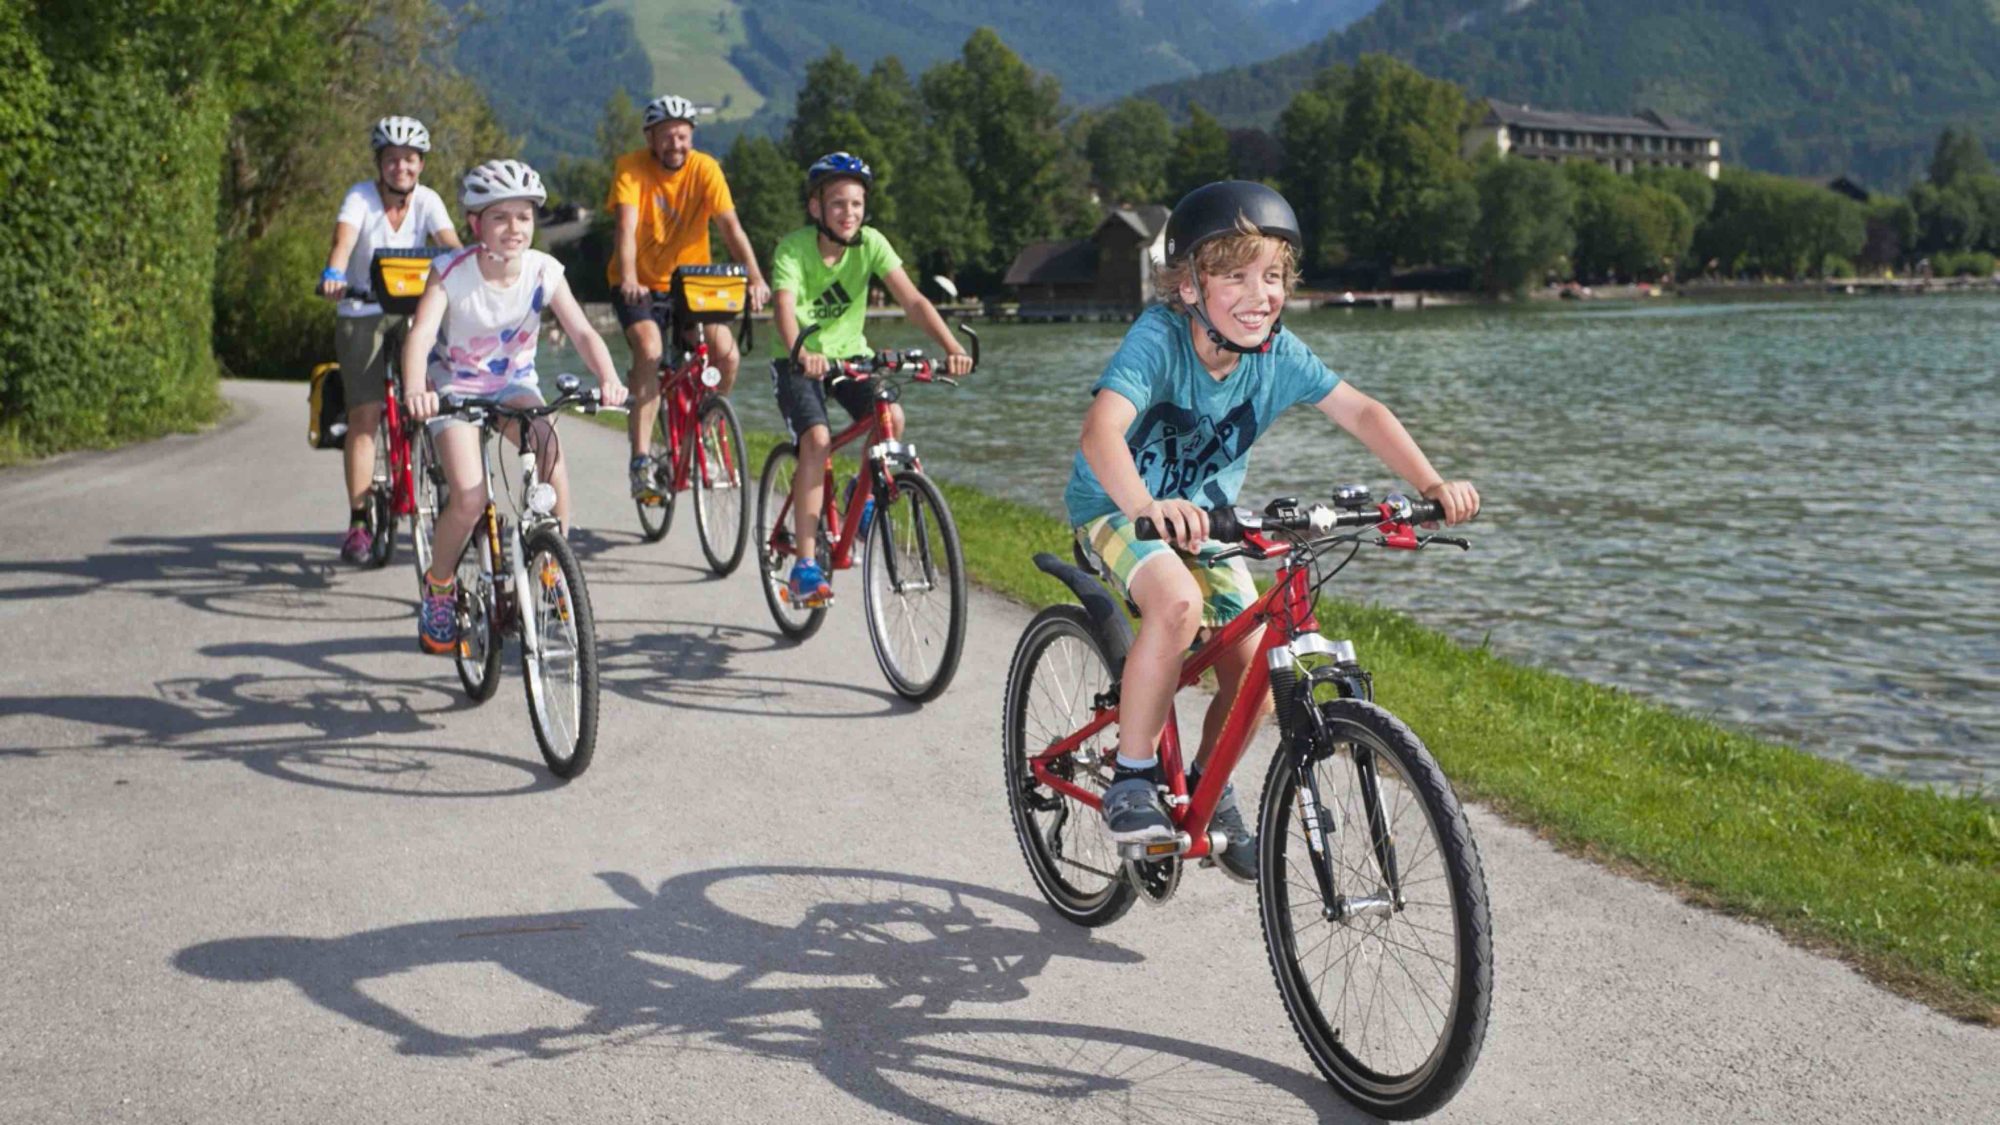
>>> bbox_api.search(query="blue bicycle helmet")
[807,152,873,191]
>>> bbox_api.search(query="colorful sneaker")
[629,455,660,501]
[340,523,373,564]
[1100,774,1175,845]
[419,579,459,655]
[787,557,832,608]
[1190,769,1257,883]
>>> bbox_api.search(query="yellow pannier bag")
[308,362,346,450]
[671,263,748,323]
[369,246,452,315]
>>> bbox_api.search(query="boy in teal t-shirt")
[769,151,973,607]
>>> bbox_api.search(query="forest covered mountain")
[1139,0,2000,186]
[447,0,1383,165]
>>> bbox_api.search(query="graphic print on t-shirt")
[811,280,854,322]
[1128,399,1260,508]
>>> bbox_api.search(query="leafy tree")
[1859,195,1917,271]
[1909,182,1984,255]
[1166,104,1233,203]
[722,133,803,272]
[1470,156,1573,294]
[1276,66,1346,271]
[1082,98,1173,206]
[1927,126,1991,190]
[550,90,642,207]
[1632,166,1715,224]
[1697,170,1864,278]
[1565,163,1693,281]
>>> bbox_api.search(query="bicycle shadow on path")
[175,865,1356,1123]
[0,633,564,798]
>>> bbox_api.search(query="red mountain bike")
[752,326,976,702]
[1002,489,1492,1119]
[631,292,749,576]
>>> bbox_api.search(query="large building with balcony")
[1462,98,1722,179]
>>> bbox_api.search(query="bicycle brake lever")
[1423,535,1472,551]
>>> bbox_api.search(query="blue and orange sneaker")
[419,575,459,655]
[787,557,832,609]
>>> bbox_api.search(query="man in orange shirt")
[608,94,772,499]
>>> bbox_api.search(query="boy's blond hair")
[1153,213,1300,314]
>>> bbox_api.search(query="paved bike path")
[1,380,1991,1123]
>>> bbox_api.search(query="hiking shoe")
[787,557,832,608]
[1100,775,1174,845]
[1203,777,1258,883]
[629,455,660,500]
[419,582,459,655]
[340,524,373,564]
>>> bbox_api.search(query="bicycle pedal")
[1117,833,1190,862]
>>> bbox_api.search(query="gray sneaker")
[1100,776,1174,844]
[629,456,659,500]
[1198,775,1258,883]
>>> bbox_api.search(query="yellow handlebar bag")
[671,264,748,323]
[369,246,453,315]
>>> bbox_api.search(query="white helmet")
[643,94,698,128]
[371,115,430,153]
[460,159,546,210]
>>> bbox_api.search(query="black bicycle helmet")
[1163,180,1302,264]
[1163,181,1302,355]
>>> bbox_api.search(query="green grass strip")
[627,416,2000,1020]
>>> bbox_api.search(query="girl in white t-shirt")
[401,160,627,656]
[319,115,462,565]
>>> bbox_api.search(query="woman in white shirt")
[400,160,627,655]
[318,115,463,564]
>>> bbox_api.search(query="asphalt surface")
[2,380,1994,1123]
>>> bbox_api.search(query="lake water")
[550,292,2000,791]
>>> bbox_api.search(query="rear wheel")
[521,525,599,778]
[1002,605,1135,927]
[863,470,966,702]
[1257,698,1491,1119]
[452,517,503,702]
[409,425,444,590]
[692,394,749,575]
[754,443,828,640]
[634,399,676,542]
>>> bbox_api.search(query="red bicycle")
[631,275,750,576]
[752,325,976,702]
[1002,489,1492,1119]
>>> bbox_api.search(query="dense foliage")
[1142,0,2000,186]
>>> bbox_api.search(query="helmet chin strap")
[815,220,861,248]
[1188,279,1279,355]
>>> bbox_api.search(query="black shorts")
[771,360,876,441]
[610,290,676,334]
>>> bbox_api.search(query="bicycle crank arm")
[1117,830,1229,863]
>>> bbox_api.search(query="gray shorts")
[770,360,875,441]
[334,313,404,410]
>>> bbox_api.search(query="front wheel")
[1002,604,1135,927]
[1257,699,1491,1119]
[862,470,967,702]
[754,443,827,640]
[634,402,677,543]
[692,394,749,576]
[520,525,599,778]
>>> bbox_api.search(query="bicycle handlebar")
[435,383,608,422]
[1133,494,1448,544]
[785,321,979,385]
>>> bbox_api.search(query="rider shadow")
[0,634,563,799]
[565,526,739,588]
[175,865,1351,1122]
[592,618,918,720]
[0,531,406,622]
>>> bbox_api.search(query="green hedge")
[0,5,249,461]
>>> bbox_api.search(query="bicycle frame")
[378,323,417,519]
[814,390,912,573]
[459,409,565,659]
[651,322,730,496]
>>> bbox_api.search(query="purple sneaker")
[419,583,459,655]
[340,524,373,564]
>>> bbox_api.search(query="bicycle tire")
[1002,604,1136,927]
[452,526,503,702]
[692,394,749,576]
[754,443,827,640]
[1256,698,1491,1120]
[862,470,966,702]
[635,405,676,543]
[520,525,599,778]
[366,415,397,568]
[409,425,444,591]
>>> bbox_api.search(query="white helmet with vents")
[643,94,699,128]
[370,116,430,153]
[460,159,546,210]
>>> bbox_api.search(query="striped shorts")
[1075,512,1258,628]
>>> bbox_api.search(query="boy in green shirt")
[769,152,973,607]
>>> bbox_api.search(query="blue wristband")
[321,267,345,283]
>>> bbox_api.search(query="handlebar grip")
[1409,498,1446,523]
[1132,507,1243,544]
